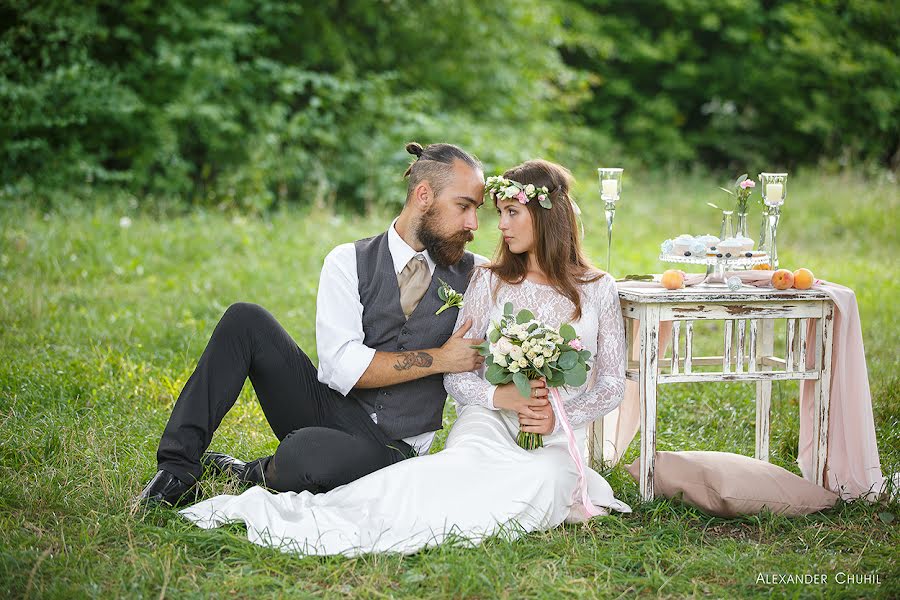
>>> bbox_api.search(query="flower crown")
[485,176,553,209]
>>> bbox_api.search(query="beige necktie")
[397,254,431,318]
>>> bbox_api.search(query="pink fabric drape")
[605,272,887,502]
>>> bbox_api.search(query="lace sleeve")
[561,275,626,429]
[444,267,499,409]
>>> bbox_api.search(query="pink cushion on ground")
[626,451,839,517]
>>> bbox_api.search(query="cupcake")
[717,237,743,257]
[696,234,720,251]
[672,234,696,255]
[689,240,707,256]
[734,236,755,252]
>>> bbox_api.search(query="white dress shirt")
[316,218,488,455]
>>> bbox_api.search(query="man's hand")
[436,318,485,373]
[492,378,549,420]
[519,399,555,435]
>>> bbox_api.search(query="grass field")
[1,169,898,598]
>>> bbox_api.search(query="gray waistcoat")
[348,231,475,440]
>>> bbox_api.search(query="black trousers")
[156,302,412,493]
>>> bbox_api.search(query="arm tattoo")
[393,351,433,371]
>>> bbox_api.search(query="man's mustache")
[452,231,474,244]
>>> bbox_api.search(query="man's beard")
[418,206,474,267]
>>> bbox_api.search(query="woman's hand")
[519,401,555,435]
[492,378,549,420]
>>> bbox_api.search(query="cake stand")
[659,251,772,287]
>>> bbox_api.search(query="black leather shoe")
[201,451,247,479]
[136,470,197,508]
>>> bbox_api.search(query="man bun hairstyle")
[405,142,425,162]
[403,142,482,202]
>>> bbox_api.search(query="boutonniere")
[435,279,464,315]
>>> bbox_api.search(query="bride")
[180,159,631,555]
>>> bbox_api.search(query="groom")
[137,142,488,507]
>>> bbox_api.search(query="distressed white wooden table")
[590,283,835,501]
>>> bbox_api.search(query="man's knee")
[218,302,278,339]
[267,428,387,493]
[223,302,268,324]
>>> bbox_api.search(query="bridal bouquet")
[472,302,591,450]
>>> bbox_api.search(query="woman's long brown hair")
[485,159,604,320]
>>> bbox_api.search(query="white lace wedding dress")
[179,269,631,556]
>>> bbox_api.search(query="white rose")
[524,183,535,195]
[533,355,545,368]
[509,345,524,361]
[517,358,528,368]
[497,337,513,355]
[526,350,537,361]
[516,329,528,341]
[504,185,519,198]
[551,351,560,362]
[509,363,521,373]
[494,354,508,367]
[543,347,554,358]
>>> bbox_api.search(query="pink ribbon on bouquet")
[548,387,602,518]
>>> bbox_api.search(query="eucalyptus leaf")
[489,328,501,343]
[558,351,578,370]
[485,364,506,384]
[469,341,490,355]
[548,371,566,387]
[513,372,531,398]
[559,323,576,342]
[564,368,587,387]
[516,309,534,324]
[504,302,514,316]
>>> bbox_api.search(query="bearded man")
[137,142,488,507]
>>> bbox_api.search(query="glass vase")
[757,206,770,255]
[736,212,749,238]
[719,210,734,240]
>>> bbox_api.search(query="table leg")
[755,319,775,462]
[639,306,660,501]
[813,302,834,486]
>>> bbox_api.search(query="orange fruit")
[661,269,685,290]
[793,268,814,290]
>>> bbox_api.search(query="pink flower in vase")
[739,179,755,189]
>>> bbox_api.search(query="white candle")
[766,183,783,203]
[601,179,618,199]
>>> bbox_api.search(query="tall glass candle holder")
[597,167,623,273]
[759,172,787,269]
